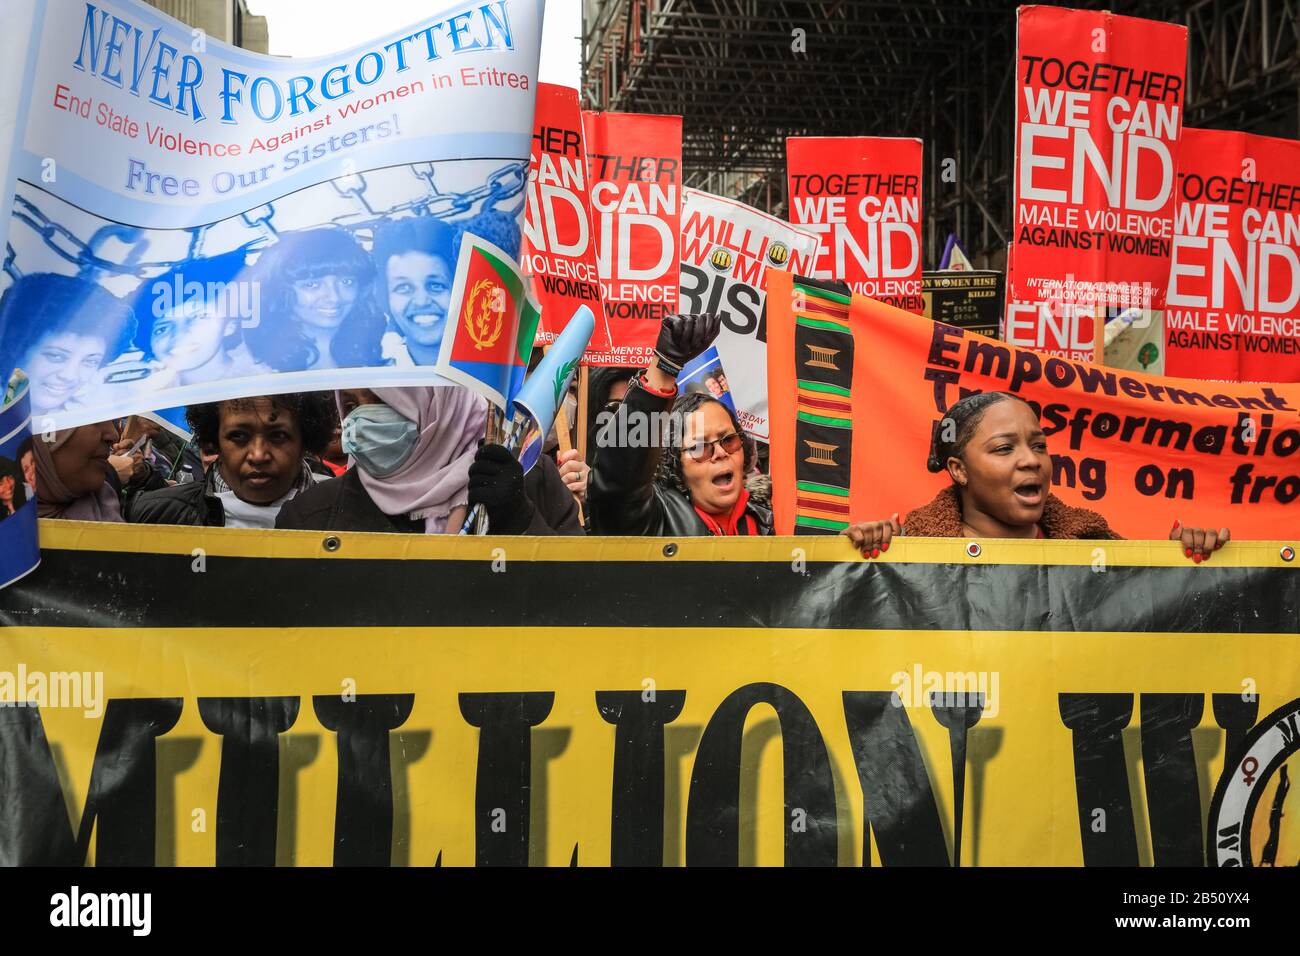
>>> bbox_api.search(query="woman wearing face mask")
[246,229,386,372]
[842,391,1230,562]
[277,387,484,533]
[30,420,125,522]
[277,386,583,535]
[587,313,772,536]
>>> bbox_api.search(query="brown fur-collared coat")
[902,485,1122,540]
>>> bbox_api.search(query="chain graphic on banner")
[2,161,528,286]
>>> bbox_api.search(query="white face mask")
[341,403,418,477]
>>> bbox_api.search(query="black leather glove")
[653,313,722,375]
[468,443,534,534]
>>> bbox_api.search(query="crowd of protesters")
[20,311,1230,560]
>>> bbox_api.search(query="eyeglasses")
[683,432,743,462]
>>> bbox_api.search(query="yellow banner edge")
[28,519,1300,568]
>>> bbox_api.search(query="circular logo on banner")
[1207,697,1300,866]
[710,248,733,271]
[767,242,789,265]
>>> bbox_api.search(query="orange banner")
[767,269,1300,539]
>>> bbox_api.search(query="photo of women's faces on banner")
[0,0,544,431]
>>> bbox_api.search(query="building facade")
[143,0,269,53]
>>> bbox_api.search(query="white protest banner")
[678,188,817,441]
[0,0,544,430]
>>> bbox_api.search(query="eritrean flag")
[436,235,541,409]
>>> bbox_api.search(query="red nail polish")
[881,542,890,552]
[1185,548,1192,557]
[871,549,879,558]
[1193,554,1202,563]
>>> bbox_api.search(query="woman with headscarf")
[276,386,580,535]
[30,421,124,522]
[841,390,1230,562]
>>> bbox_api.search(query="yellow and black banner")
[1,521,1297,867]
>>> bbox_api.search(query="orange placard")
[767,269,1300,539]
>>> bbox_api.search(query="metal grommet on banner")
[1282,546,1295,563]
[966,542,982,559]
[323,536,342,553]
[662,542,678,558]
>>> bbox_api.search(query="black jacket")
[586,377,773,537]
[276,455,583,534]
[119,459,170,515]
[127,477,225,526]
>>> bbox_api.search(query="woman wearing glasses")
[588,313,772,536]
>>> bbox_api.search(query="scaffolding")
[584,0,1300,268]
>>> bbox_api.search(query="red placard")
[581,111,682,365]
[522,83,610,362]
[1005,5,1187,362]
[1165,127,1300,382]
[786,136,924,313]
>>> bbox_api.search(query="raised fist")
[654,313,722,371]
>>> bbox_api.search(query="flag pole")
[553,390,585,524]
[576,365,590,464]
[472,405,505,535]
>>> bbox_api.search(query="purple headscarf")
[344,386,487,533]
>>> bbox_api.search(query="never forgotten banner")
[1006,6,1187,363]
[1165,128,1300,383]
[0,0,544,429]
[1,524,1296,866]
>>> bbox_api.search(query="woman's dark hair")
[654,392,756,497]
[928,391,1036,474]
[130,250,251,360]
[245,229,386,370]
[17,435,35,463]
[0,273,135,377]
[0,455,26,511]
[370,216,458,314]
[185,392,336,456]
[587,366,636,440]
[453,208,522,260]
